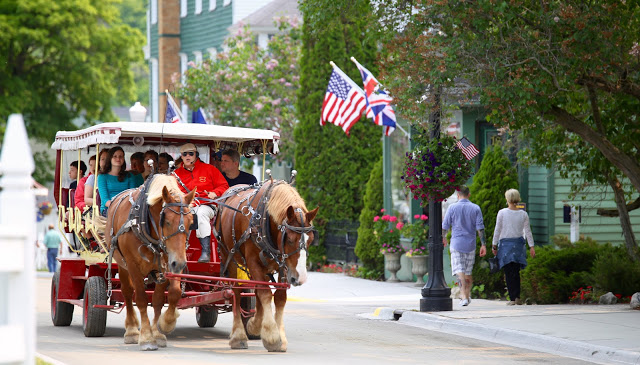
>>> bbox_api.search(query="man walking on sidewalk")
[43,224,63,273]
[442,186,487,306]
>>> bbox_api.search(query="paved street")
[37,272,592,365]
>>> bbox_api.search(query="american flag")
[165,92,185,123]
[321,69,366,135]
[353,59,396,136]
[456,136,480,160]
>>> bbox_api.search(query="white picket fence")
[0,114,36,364]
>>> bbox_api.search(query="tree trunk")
[606,176,640,262]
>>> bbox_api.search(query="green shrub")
[592,246,640,297]
[355,156,384,275]
[469,145,519,297]
[521,241,608,304]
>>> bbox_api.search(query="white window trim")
[179,53,189,121]
[151,0,157,24]
[207,47,218,60]
[223,0,231,6]
[209,0,217,11]
[180,0,187,18]
[193,51,203,66]
[195,0,202,14]
[151,58,159,123]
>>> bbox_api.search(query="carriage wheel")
[195,306,218,328]
[241,290,260,340]
[83,276,107,337]
[51,271,74,326]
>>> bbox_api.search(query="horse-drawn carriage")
[50,122,317,352]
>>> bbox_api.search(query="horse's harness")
[215,180,317,283]
[106,175,193,288]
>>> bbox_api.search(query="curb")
[396,311,640,365]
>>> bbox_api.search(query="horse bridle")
[277,207,316,260]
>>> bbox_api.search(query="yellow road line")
[287,296,327,303]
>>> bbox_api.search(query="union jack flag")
[353,59,396,136]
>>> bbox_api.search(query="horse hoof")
[229,339,248,349]
[263,338,283,352]
[140,342,158,351]
[124,334,139,344]
[155,336,167,348]
[157,319,176,335]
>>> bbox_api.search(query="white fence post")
[0,114,36,364]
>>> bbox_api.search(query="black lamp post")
[420,88,453,312]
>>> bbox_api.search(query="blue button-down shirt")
[442,199,485,253]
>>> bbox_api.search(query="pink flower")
[381,209,385,213]
[420,215,428,220]
[254,103,264,110]
[414,214,420,219]
[389,216,398,222]
[396,222,404,230]
[389,229,394,233]
[373,216,380,222]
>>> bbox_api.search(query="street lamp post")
[420,88,453,312]
[129,102,147,123]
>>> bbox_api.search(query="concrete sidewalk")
[290,273,640,364]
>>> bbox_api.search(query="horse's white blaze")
[296,234,309,284]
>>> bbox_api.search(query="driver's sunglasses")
[181,151,195,157]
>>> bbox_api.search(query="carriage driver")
[174,143,229,262]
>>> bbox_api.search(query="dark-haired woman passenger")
[97,146,144,216]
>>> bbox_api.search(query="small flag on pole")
[165,91,185,123]
[456,136,480,160]
[192,108,208,124]
[321,63,367,135]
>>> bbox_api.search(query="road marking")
[287,296,327,303]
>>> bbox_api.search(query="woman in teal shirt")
[97,146,144,216]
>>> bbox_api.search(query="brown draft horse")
[104,175,195,351]
[216,180,318,352]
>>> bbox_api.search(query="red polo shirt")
[174,159,229,205]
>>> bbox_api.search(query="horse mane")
[147,175,184,205]
[266,183,308,223]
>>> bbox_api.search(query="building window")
[207,48,218,60]
[209,0,216,11]
[151,58,159,123]
[223,0,231,6]
[180,0,187,18]
[151,0,157,24]
[195,0,202,14]
[193,51,203,66]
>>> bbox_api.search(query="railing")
[0,114,36,364]
[324,220,359,264]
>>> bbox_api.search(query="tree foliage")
[379,0,640,260]
[0,0,144,144]
[469,145,520,296]
[296,0,381,265]
[176,19,301,162]
[355,156,384,275]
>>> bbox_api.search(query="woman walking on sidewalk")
[492,189,535,305]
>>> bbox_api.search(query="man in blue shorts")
[442,186,487,306]
[219,149,258,187]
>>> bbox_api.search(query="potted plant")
[374,210,405,282]
[402,214,429,285]
[403,131,473,205]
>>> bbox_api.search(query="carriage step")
[93,304,115,309]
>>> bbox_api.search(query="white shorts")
[450,249,476,276]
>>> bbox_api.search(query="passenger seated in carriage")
[74,154,96,212]
[68,160,87,190]
[129,151,145,176]
[157,152,173,174]
[84,148,109,209]
[142,149,159,180]
[97,146,144,216]
[173,143,229,262]
[219,149,258,187]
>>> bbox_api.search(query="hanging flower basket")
[402,130,472,206]
[39,201,53,215]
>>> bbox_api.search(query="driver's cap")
[180,143,197,153]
